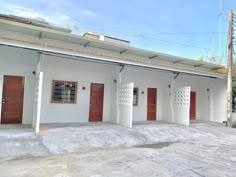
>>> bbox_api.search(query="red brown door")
[1,75,24,124]
[147,88,157,121]
[89,83,104,122]
[190,91,196,120]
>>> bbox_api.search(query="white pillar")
[35,72,43,133]
[32,53,44,133]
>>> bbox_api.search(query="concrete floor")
[0,121,236,176]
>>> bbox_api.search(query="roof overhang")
[0,41,225,79]
[0,18,226,78]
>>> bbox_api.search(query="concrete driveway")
[0,121,236,177]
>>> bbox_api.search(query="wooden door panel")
[190,91,196,120]
[89,83,104,122]
[1,76,24,124]
[147,88,157,121]
[147,112,156,121]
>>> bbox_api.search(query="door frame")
[88,82,104,122]
[189,91,196,120]
[147,87,157,121]
[1,75,25,124]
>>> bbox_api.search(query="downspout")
[34,43,47,133]
[32,52,41,129]
[209,89,213,122]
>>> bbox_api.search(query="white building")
[0,15,227,133]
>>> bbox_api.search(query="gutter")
[0,34,225,78]
[0,42,225,79]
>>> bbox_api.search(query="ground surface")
[0,121,236,177]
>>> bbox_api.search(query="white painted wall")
[0,46,227,125]
[0,26,227,125]
[119,67,227,123]
[39,55,118,123]
[0,46,38,124]
[120,67,173,122]
[176,74,227,122]
[209,78,227,122]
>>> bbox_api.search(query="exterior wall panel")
[0,46,38,124]
[0,45,227,125]
[176,75,227,122]
[39,55,118,123]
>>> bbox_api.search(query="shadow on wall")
[232,112,236,128]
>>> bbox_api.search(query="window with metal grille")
[133,87,139,106]
[51,80,77,104]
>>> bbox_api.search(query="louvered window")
[51,80,77,104]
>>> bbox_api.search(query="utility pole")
[227,9,233,126]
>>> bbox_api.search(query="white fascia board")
[0,19,225,70]
[0,40,225,79]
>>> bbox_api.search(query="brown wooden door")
[1,76,24,124]
[89,83,104,122]
[147,88,157,121]
[190,91,196,120]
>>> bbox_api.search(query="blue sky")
[0,0,235,64]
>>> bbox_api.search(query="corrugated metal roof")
[0,17,226,77]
